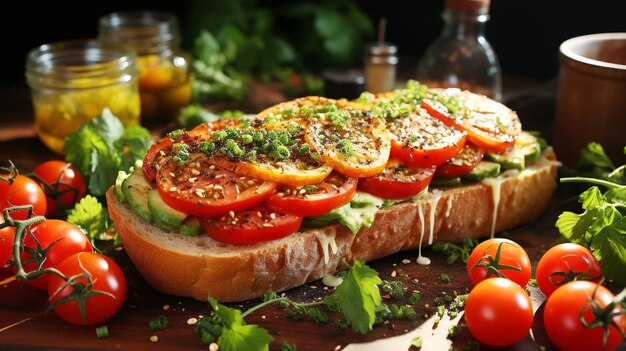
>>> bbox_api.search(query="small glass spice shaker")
[364,18,399,94]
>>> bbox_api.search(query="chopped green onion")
[96,325,109,338]
[149,315,169,331]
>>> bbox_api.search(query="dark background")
[3,0,626,85]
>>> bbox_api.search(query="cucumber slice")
[463,161,501,181]
[179,216,203,237]
[148,189,188,232]
[431,177,462,186]
[122,167,153,223]
[485,131,542,170]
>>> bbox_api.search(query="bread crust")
[106,150,560,302]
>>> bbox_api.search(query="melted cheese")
[445,196,454,217]
[482,177,504,239]
[427,190,443,246]
[315,228,338,265]
[416,202,431,265]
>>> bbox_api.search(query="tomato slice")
[266,171,357,217]
[388,107,467,167]
[200,205,303,245]
[358,158,435,200]
[305,115,391,178]
[422,89,521,153]
[143,136,173,186]
[156,156,277,217]
[435,143,485,178]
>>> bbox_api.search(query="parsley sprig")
[556,143,626,285]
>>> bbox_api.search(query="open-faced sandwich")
[106,80,560,302]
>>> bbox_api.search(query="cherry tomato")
[201,205,303,245]
[156,157,277,217]
[358,158,435,200]
[388,107,467,167]
[0,216,15,267]
[535,243,603,298]
[267,171,357,217]
[544,280,626,351]
[464,277,534,347]
[466,237,531,288]
[33,160,86,218]
[0,174,47,220]
[48,252,126,326]
[20,219,93,290]
[435,143,485,178]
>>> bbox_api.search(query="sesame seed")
[150,335,158,342]
[402,259,411,264]
[187,317,198,325]
[229,211,235,218]
[270,213,276,219]
[169,187,177,192]
[163,305,170,311]
[262,223,274,227]
[391,270,397,278]
[209,343,219,351]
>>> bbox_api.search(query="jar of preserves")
[98,11,192,126]
[25,39,141,154]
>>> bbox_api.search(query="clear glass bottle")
[416,0,502,100]
[25,39,141,154]
[99,11,192,126]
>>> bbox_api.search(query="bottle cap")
[322,68,366,100]
[445,0,490,13]
[367,43,398,57]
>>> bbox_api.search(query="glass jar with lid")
[416,0,502,100]
[25,39,141,154]
[98,11,192,126]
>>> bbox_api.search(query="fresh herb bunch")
[64,108,152,197]
[556,143,626,285]
[184,0,372,103]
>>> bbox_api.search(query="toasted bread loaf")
[106,150,559,302]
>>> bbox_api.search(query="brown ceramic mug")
[554,32,626,167]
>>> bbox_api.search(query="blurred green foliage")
[183,0,374,103]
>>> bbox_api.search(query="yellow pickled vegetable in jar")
[25,39,140,154]
[99,11,192,126]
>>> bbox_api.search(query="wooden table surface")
[0,79,624,351]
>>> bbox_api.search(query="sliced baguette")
[106,150,560,302]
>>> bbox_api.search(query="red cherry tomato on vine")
[0,216,15,267]
[33,160,86,218]
[0,173,47,220]
[535,243,603,298]
[543,280,626,351]
[48,251,126,326]
[466,237,531,288]
[464,277,534,347]
[20,219,93,290]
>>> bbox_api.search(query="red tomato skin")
[434,144,484,179]
[0,216,15,267]
[33,160,86,218]
[266,174,357,217]
[464,277,534,347]
[201,206,303,245]
[0,174,47,220]
[535,243,603,298]
[389,135,466,168]
[466,238,531,288]
[48,252,126,326]
[543,281,625,351]
[20,219,93,290]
